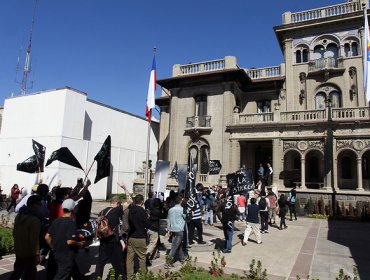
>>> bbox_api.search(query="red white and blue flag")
[146,56,156,121]
[363,9,370,103]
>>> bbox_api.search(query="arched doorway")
[337,149,357,190]
[305,150,324,189]
[283,150,301,187]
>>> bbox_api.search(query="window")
[295,47,308,63]
[189,139,210,174]
[315,92,326,109]
[325,43,339,58]
[344,43,350,57]
[351,42,358,56]
[313,45,325,59]
[296,50,302,63]
[195,96,207,117]
[330,91,341,108]
[257,100,271,113]
[302,49,308,62]
[341,156,352,179]
[294,156,300,170]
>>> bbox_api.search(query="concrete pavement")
[1,201,370,279]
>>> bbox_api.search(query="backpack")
[96,207,115,239]
[258,197,267,210]
[121,207,130,237]
[208,200,218,211]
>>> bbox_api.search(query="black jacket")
[128,205,150,239]
[148,207,165,232]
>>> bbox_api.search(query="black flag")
[17,155,39,173]
[94,135,111,183]
[170,161,178,181]
[32,140,46,172]
[46,147,84,170]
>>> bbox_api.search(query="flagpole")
[144,117,152,201]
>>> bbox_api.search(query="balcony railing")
[308,57,344,72]
[280,109,326,122]
[239,112,274,124]
[287,1,360,24]
[332,107,370,120]
[246,66,282,80]
[186,115,211,128]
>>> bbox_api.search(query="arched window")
[195,96,207,117]
[313,45,325,59]
[189,139,210,174]
[351,42,358,56]
[294,156,300,169]
[325,43,339,58]
[330,91,341,108]
[308,156,319,178]
[302,49,308,62]
[296,50,302,63]
[315,92,326,109]
[344,43,350,57]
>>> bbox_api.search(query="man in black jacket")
[94,196,125,280]
[217,198,238,253]
[127,194,150,280]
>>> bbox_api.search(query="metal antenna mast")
[21,0,38,95]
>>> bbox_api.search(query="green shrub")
[0,227,14,257]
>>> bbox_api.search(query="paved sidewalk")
[1,202,370,279]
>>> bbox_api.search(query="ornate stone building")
[156,0,370,198]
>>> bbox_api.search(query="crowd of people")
[4,175,298,280]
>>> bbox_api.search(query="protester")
[217,198,238,253]
[204,189,216,225]
[242,197,262,246]
[267,190,277,225]
[278,194,288,230]
[288,186,297,221]
[127,194,150,280]
[258,191,270,233]
[237,193,247,221]
[188,202,206,245]
[144,191,154,210]
[95,196,125,280]
[10,195,43,280]
[146,198,165,266]
[165,195,187,267]
[7,184,23,212]
[45,199,85,279]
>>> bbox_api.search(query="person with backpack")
[95,196,125,280]
[258,191,270,234]
[242,197,262,246]
[126,194,150,280]
[204,189,216,226]
[288,186,297,221]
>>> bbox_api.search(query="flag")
[17,155,39,173]
[145,55,156,121]
[46,147,84,170]
[363,8,370,103]
[94,135,111,183]
[32,140,46,172]
[169,161,178,181]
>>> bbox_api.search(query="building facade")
[156,0,370,200]
[0,87,158,199]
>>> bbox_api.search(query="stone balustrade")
[280,109,326,122]
[332,107,370,120]
[283,1,361,24]
[309,57,343,72]
[246,66,282,80]
[186,115,211,128]
[239,112,274,124]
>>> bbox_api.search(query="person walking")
[165,195,187,267]
[288,186,297,221]
[278,194,288,230]
[237,193,247,221]
[258,191,270,233]
[267,190,277,225]
[242,197,262,246]
[127,194,150,280]
[7,184,23,212]
[187,203,206,245]
[217,198,238,253]
[9,195,43,280]
[95,196,126,280]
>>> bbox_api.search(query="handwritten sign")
[226,168,255,195]
[209,160,222,175]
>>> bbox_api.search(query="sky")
[0,0,343,119]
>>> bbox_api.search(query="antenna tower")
[21,0,38,95]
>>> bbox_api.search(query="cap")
[62,198,76,211]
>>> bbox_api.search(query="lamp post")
[326,97,336,214]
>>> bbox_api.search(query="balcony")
[283,1,361,24]
[332,107,370,121]
[281,109,326,122]
[185,115,212,134]
[246,65,283,80]
[308,57,345,77]
[239,112,274,124]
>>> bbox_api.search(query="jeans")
[95,241,125,280]
[222,222,234,251]
[204,209,214,225]
[289,204,297,220]
[188,218,203,243]
[260,211,269,231]
[168,231,185,264]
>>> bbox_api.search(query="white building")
[0,87,158,199]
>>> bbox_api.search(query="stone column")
[272,139,283,187]
[229,140,241,172]
[357,157,364,191]
[300,157,306,189]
